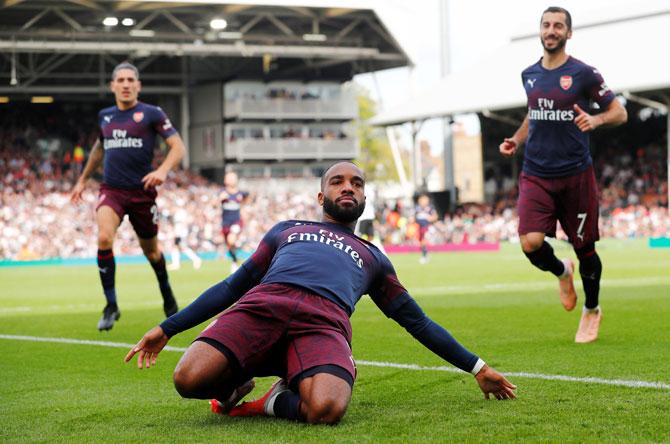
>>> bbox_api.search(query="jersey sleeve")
[584,66,615,109]
[152,106,178,140]
[158,221,288,337]
[367,251,479,372]
[242,221,287,281]
[368,253,411,317]
[389,297,479,372]
[97,110,104,143]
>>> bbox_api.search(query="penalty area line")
[1,334,669,391]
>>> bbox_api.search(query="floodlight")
[103,17,119,27]
[210,18,228,30]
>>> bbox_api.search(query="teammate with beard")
[125,161,517,425]
[499,7,627,342]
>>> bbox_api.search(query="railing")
[224,138,358,161]
[224,96,358,120]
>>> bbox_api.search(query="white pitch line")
[3,275,670,315]
[411,275,670,296]
[1,334,669,391]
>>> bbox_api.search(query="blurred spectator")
[1,117,669,260]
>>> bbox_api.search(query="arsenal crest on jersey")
[560,75,572,90]
[133,111,144,123]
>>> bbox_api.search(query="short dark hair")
[320,160,361,190]
[112,61,140,81]
[541,6,572,31]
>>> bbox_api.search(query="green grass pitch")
[1,239,669,443]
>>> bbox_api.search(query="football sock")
[271,391,303,421]
[149,254,173,300]
[229,248,238,263]
[421,245,428,258]
[524,241,565,277]
[97,248,117,305]
[577,247,602,310]
[170,247,181,268]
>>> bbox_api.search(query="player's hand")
[573,104,601,132]
[124,326,169,369]
[474,364,517,400]
[499,138,518,157]
[70,180,86,204]
[142,168,168,189]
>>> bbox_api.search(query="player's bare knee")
[172,356,206,398]
[97,233,114,249]
[172,365,200,398]
[304,396,348,425]
[144,249,162,263]
[520,236,542,253]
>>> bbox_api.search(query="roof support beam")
[264,14,294,36]
[133,10,160,31]
[0,85,184,94]
[52,7,84,31]
[622,91,668,113]
[335,18,361,40]
[22,53,75,88]
[0,39,388,60]
[20,7,51,31]
[239,14,264,34]
[161,10,194,36]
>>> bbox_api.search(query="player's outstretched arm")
[499,115,529,158]
[125,326,169,369]
[370,254,517,400]
[388,297,517,400]
[142,134,186,189]
[70,140,103,203]
[474,364,517,400]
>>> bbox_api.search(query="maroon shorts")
[221,221,242,238]
[97,184,159,239]
[197,283,356,388]
[517,165,599,249]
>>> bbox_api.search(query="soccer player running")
[499,7,627,342]
[415,193,438,264]
[70,62,186,331]
[219,171,248,274]
[125,161,516,425]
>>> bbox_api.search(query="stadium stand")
[1,123,668,260]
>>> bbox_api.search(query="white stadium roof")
[372,6,670,126]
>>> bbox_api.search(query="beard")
[323,195,365,224]
[541,35,566,53]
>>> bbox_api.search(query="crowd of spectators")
[1,121,669,260]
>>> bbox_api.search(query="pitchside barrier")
[649,237,670,248]
[0,242,500,267]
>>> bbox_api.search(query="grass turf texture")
[1,239,669,443]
